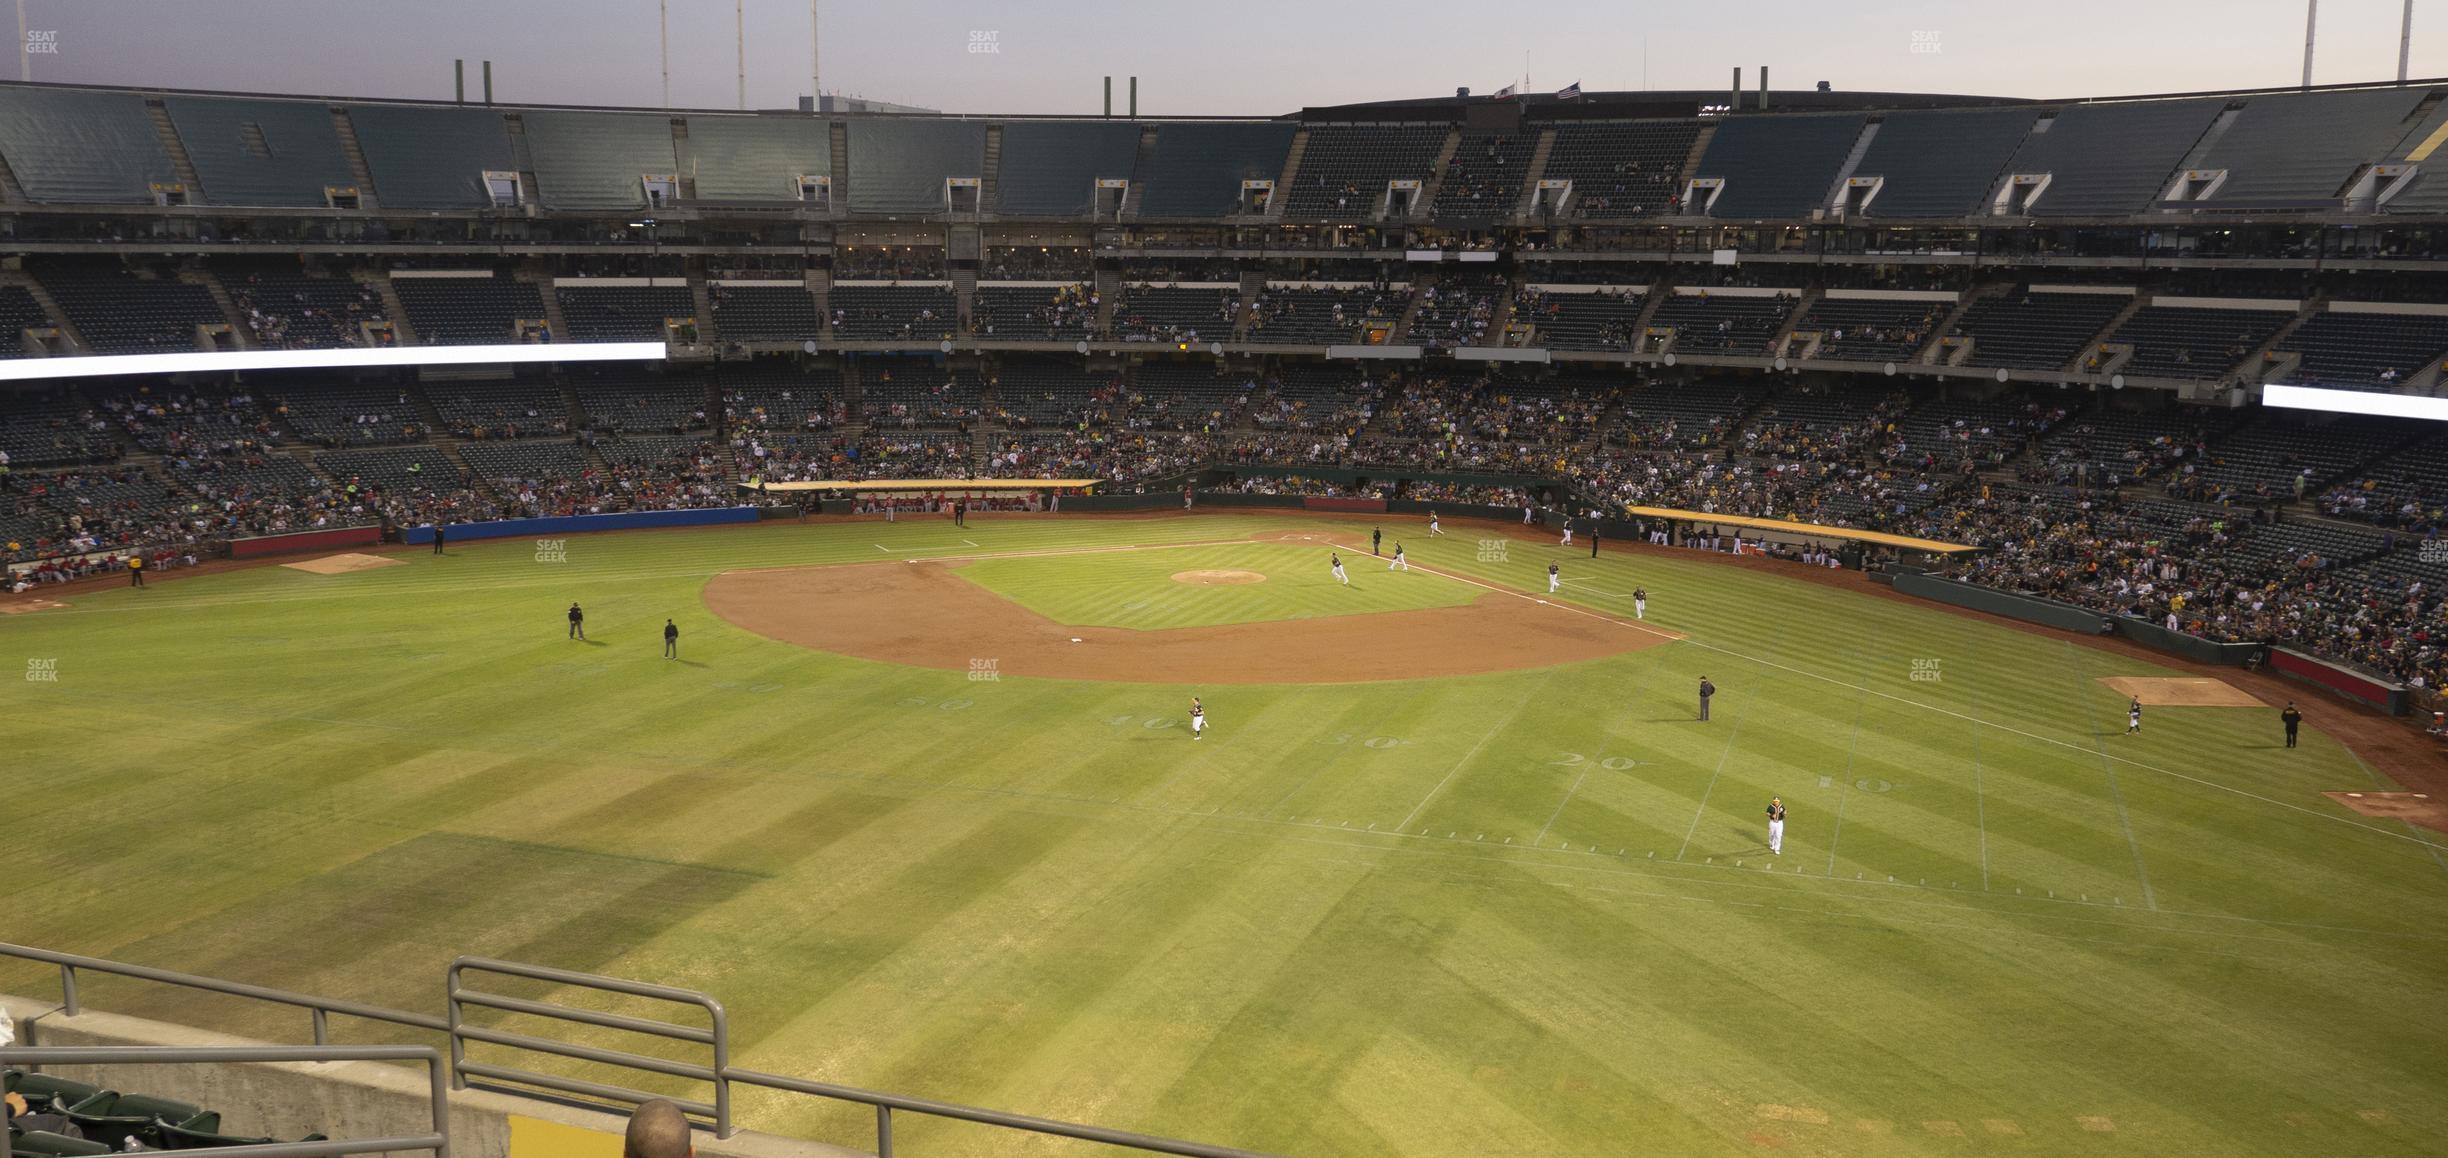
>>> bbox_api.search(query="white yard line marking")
[1676,710,1747,861]
[1533,770,1588,848]
[1396,672,1555,831]
[2063,642,2159,911]
[1825,676,1870,875]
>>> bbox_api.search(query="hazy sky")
[16,0,2444,114]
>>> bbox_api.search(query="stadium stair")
[1484,274,1524,347]
[1512,128,1557,219]
[1414,129,1462,223]
[525,273,571,343]
[1234,270,1265,338]
[143,97,206,199]
[827,121,851,215]
[1767,286,1822,356]
[810,270,833,340]
[670,118,696,200]
[1919,284,2004,366]
[1822,120,1882,211]
[329,106,378,208]
[1392,281,1431,342]
[1093,268,1121,336]
[1120,125,1158,218]
[2078,295,2151,375]
[688,265,716,339]
[979,124,1002,212]
[1674,122,1718,200]
[1,269,85,352]
[371,276,419,346]
[0,148,29,203]
[185,267,250,349]
[1265,129,1307,221]
[952,266,978,331]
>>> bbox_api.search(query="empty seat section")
[344,104,516,208]
[555,283,693,341]
[1847,107,2035,217]
[1793,297,1945,362]
[682,114,827,201]
[708,283,820,342]
[0,87,176,203]
[393,276,546,344]
[1649,292,1796,355]
[522,110,680,209]
[2103,305,2291,380]
[1952,292,2125,369]
[1691,114,1864,218]
[845,119,986,214]
[1133,122,1294,217]
[827,285,957,341]
[997,121,1139,215]
[1431,130,1534,222]
[970,284,1096,340]
[2001,99,2223,216]
[164,96,355,206]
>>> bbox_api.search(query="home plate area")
[2095,675,2265,707]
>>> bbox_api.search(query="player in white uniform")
[1766,796,1786,854]
[1331,553,1349,585]
[1548,562,1561,593]
[1560,519,1574,547]
[1429,511,1444,536]
[1190,697,1206,739]
[1633,586,1648,619]
[2127,697,2142,734]
[1389,543,1409,571]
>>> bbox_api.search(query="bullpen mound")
[705,559,1670,684]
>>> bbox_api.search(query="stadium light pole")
[737,0,747,109]
[811,0,821,114]
[2402,0,2416,84]
[15,0,25,83]
[2302,0,2318,89]
[660,0,671,109]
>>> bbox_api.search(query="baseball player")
[568,601,586,640]
[1766,796,1786,855]
[1548,561,1561,593]
[2126,697,2143,734]
[1331,553,1349,585]
[1371,526,1382,556]
[1429,511,1444,536]
[1190,696,1206,739]
[1633,586,1648,620]
[1560,518,1574,547]
[1389,543,1409,571]
[1698,675,1715,721]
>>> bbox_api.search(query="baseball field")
[4,511,2446,1157]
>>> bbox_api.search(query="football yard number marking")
[901,696,975,711]
[1552,752,1645,770]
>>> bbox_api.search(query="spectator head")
[623,1099,693,1158]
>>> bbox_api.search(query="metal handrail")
[0,942,1282,1157]
[444,957,729,1138]
[0,1044,450,1158]
[0,942,449,1041]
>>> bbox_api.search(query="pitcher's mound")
[2324,792,2448,834]
[2097,676,2263,707]
[1173,569,1266,586]
[283,553,404,576]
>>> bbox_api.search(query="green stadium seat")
[1,1074,100,1115]
[10,1131,114,1158]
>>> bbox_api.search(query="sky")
[13,0,2445,115]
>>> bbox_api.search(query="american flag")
[1557,81,1583,100]
[1493,82,1517,100]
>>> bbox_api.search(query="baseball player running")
[2126,697,2143,734]
[1548,562,1561,593]
[1633,586,1648,619]
[1331,553,1349,585]
[1560,519,1574,547]
[1389,543,1409,571]
[1191,697,1207,739]
[1766,796,1786,854]
[1429,511,1444,536]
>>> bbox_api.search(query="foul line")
[1824,670,1872,875]
[1676,709,1747,861]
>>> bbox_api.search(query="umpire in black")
[568,602,586,640]
[2281,702,2303,748]
[1699,675,1716,721]
[431,523,447,555]
[664,618,679,659]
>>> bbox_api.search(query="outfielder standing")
[1766,796,1786,855]
[1331,553,1349,585]
[2127,697,2143,734]
[1633,586,1648,620]
[1190,696,1206,739]
[568,601,586,640]
[663,618,679,659]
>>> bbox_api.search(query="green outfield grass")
[4,512,2446,1157]
[955,540,1480,629]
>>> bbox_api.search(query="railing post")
[708,1001,732,1139]
[444,963,466,1090]
[427,1052,454,1158]
[58,964,77,1015]
[875,1105,893,1158]
[311,1007,330,1046]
